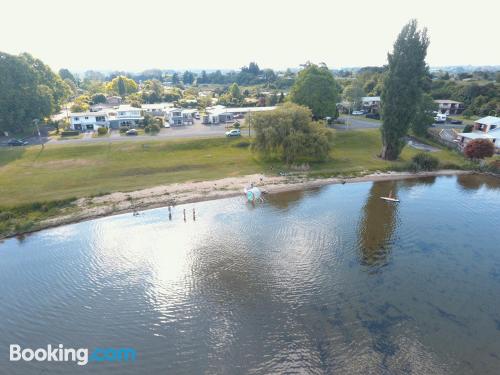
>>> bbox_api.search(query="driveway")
[334,116,381,130]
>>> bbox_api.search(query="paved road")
[335,116,382,130]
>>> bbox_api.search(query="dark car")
[449,119,463,125]
[365,113,380,120]
[7,139,28,146]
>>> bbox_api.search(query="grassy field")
[0,129,467,208]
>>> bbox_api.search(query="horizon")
[2,0,499,72]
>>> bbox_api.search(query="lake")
[0,174,499,374]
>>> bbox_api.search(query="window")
[74,117,79,121]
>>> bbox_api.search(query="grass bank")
[0,129,469,237]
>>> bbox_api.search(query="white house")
[108,105,144,128]
[361,97,381,113]
[434,99,464,115]
[142,102,174,117]
[202,105,276,124]
[456,116,500,153]
[165,108,196,126]
[472,116,500,133]
[70,112,109,131]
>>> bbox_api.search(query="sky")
[1,0,499,72]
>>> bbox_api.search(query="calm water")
[0,175,499,374]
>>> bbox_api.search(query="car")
[125,129,138,136]
[352,110,365,115]
[225,129,241,137]
[233,114,243,119]
[365,113,380,120]
[449,119,463,125]
[194,114,200,120]
[164,123,171,128]
[434,120,445,124]
[7,139,28,146]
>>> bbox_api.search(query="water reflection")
[357,180,399,268]
[456,173,500,191]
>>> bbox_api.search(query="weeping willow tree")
[380,20,430,160]
[250,103,332,164]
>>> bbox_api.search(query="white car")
[164,123,170,128]
[225,129,241,137]
[352,110,365,115]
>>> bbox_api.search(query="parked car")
[164,123,171,128]
[225,129,241,137]
[233,114,243,119]
[365,113,380,120]
[7,139,28,146]
[352,110,365,115]
[434,120,446,124]
[194,113,200,120]
[449,119,463,125]
[125,129,138,136]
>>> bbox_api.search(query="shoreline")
[1,170,476,240]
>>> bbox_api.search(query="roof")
[457,132,494,140]
[362,96,380,102]
[475,116,500,127]
[71,112,108,117]
[207,106,277,115]
[117,105,141,111]
[434,99,462,104]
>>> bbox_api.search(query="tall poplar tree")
[380,20,429,160]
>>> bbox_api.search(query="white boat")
[380,190,400,202]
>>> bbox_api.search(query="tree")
[250,103,332,163]
[199,70,208,84]
[91,93,107,104]
[343,80,365,111]
[229,83,242,100]
[464,139,495,160]
[182,71,194,85]
[496,72,500,84]
[380,20,430,160]
[171,72,180,85]
[411,93,436,137]
[59,68,77,84]
[0,51,65,134]
[288,63,339,119]
[106,75,138,96]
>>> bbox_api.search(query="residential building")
[165,108,196,126]
[472,116,500,133]
[434,100,464,115]
[109,105,144,128]
[361,97,381,113]
[202,105,276,124]
[142,103,174,117]
[70,112,109,131]
[456,116,500,153]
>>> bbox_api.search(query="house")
[456,116,500,153]
[142,103,174,117]
[434,100,464,115]
[202,105,276,124]
[108,105,144,128]
[106,96,122,106]
[361,97,381,113]
[472,116,500,133]
[70,112,109,131]
[165,108,195,126]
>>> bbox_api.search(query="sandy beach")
[21,169,471,236]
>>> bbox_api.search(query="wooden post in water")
[183,209,186,222]
[193,208,196,221]
[168,206,172,220]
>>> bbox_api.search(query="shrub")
[410,152,439,171]
[145,123,161,133]
[119,126,129,133]
[233,141,250,148]
[462,124,473,133]
[97,127,108,135]
[464,139,495,160]
[60,130,80,137]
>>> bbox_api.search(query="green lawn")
[0,129,467,208]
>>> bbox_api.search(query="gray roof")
[476,116,500,127]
